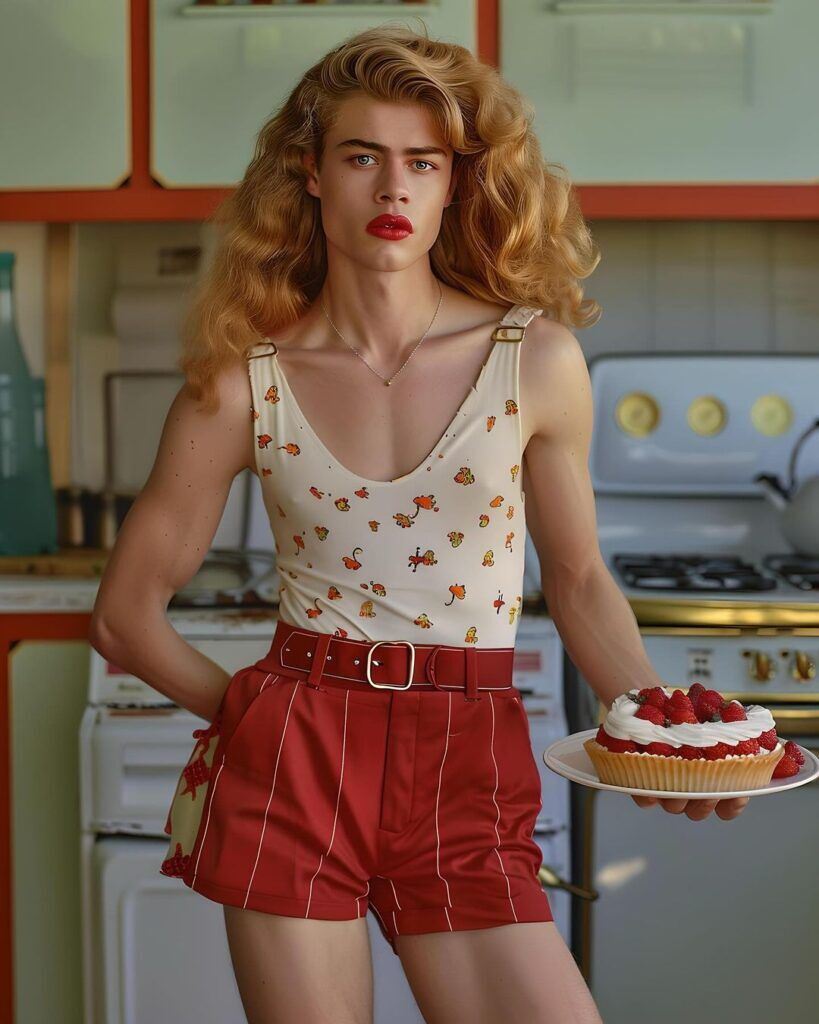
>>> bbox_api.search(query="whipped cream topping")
[604,688,776,750]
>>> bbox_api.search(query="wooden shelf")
[0,549,110,579]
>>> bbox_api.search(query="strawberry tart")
[583,683,803,793]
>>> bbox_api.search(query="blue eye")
[350,156,436,171]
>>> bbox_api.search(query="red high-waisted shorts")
[160,622,553,954]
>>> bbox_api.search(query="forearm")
[89,606,232,722]
[544,564,665,711]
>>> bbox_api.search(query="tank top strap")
[481,304,544,423]
[491,304,544,342]
[247,340,279,361]
[246,340,281,395]
[246,340,285,435]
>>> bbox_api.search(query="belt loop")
[307,632,332,689]
[464,647,479,701]
[424,646,445,690]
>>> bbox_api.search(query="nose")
[374,159,410,204]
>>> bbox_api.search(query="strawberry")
[667,705,699,726]
[784,740,805,766]
[677,744,706,760]
[639,686,669,710]
[687,682,707,703]
[719,701,747,723]
[759,728,779,750]
[605,736,639,753]
[645,742,678,756]
[668,689,695,710]
[703,688,726,707]
[695,697,723,723]
[772,754,800,779]
[733,738,760,755]
[703,742,733,760]
[635,704,666,725]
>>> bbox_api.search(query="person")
[89,23,749,1024]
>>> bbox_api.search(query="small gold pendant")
[385,380,392,386]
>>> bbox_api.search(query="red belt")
[254,620,516,700]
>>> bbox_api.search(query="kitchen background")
[1,1,818,1023]
[9,219,819,495]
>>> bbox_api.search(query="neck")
[317,270,443,359]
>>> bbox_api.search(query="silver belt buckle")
[365,641,416,690]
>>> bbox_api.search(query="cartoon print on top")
[244,303,542,647]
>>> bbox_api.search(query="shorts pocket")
[509,697,543,804]
[220,670,292,771]
[159,666,282,879]
[160,718,222,877]
[213,663,252,720]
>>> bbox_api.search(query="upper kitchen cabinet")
[151,0,477,188]
[0,0,129,190]
[500,0,818,185]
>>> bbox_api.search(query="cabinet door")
[501,0,817,184]
[152,1,476,188]
[0,1,129,190]
[11,640,90,1024]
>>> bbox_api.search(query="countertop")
[0,549,551,617]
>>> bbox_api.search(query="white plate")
[542,728,819,799]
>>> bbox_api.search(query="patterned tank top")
[246,304,543,648]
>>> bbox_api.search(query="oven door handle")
[537,864,599,902]
[768,708,819,753]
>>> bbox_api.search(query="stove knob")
[790,652,816,683]
[746,651,776,682]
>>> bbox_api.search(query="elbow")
[88,612,119,658]
[89,580,171,656]
[89,608,172,669]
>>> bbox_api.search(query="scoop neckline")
[261,338,503,487]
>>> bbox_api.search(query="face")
[303,94,458,271]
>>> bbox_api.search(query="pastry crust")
[583,738,785,793]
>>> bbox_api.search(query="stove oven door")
[584,712,819,1022]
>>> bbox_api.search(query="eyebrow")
[335,138,450,158]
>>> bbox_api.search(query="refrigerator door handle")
[538,864,599,901]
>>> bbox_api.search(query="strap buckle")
[490,325,525,342]
[365,641,416,690]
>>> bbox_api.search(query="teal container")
[0,252,58,555]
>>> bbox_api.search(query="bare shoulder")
[90,357,256,629]
[161,357,256,479]
[520,317,592,444]
[522,314,586,367]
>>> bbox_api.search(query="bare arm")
[520,319,664,710]
[89,359,257,722]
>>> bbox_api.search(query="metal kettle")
[754,417,819,556]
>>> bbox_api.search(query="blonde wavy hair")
[180,22,601,412]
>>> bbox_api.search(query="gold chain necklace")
[319,280,444,387]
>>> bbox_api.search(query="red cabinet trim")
[0,0,815,222]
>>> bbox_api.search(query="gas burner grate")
[761,554,819,592]
[611,553,779,593]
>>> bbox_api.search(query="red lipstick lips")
[366,214,413,240]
